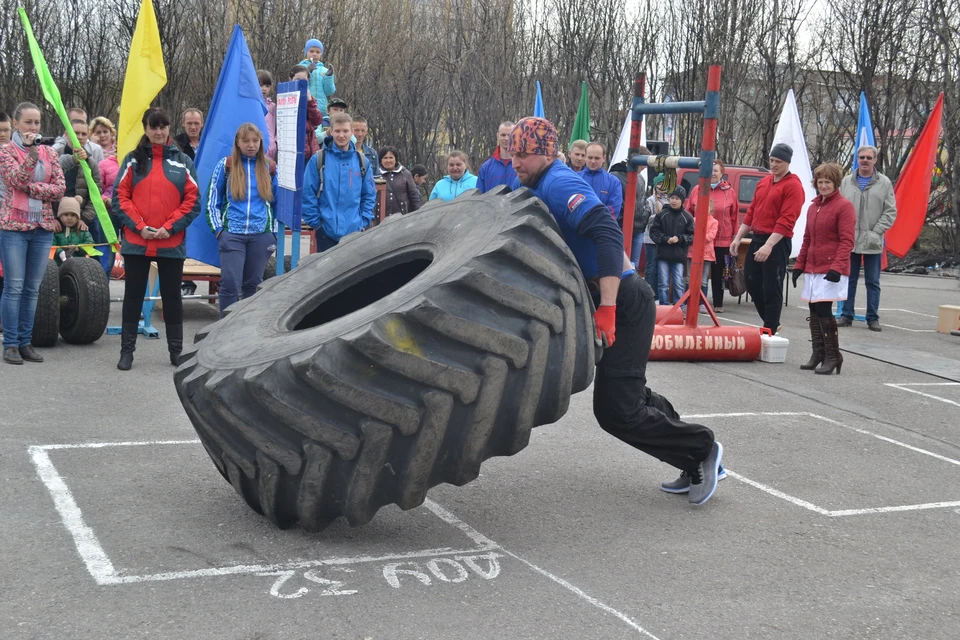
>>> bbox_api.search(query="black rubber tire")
[32,260,61,347]
[58,258,111,344]
[263,254,293,280]
[175,186,597,531]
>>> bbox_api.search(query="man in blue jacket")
[508,117,723,506]
[580,142,624,220]
[476,120,517,193]
[303,113,376,252]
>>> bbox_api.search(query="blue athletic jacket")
[579,167,624,220]
[302,138,376,240]
[510,160,626,281]
[429,171,478,202]
[476,148,517,193]
[206,156,278,235]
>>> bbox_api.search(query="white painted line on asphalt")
[828,501,960,517]
[503,549,662,639]
[883,324,936,333]
[886,382,960,386]
[28,446,119,585]
[716,317,761,327]
[885,383,960,408]
[30,440,665,637]
[104,546,492,585]
[685,412,960,516]
[724,471,832,515]
[37,439,202,450]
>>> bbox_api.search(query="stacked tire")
[174,187,599,532]
[30,258,111,347]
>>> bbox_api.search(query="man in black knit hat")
[729,143,805,334]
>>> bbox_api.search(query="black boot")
[117,322,138,371]
[800,316,825,370]
[166,323,183,366]
[816,316,843,375]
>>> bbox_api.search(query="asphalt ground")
[1,271,959,639]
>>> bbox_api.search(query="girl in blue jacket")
[429,151,478,201]
[207,123,278,317]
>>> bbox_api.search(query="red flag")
[885,93,944,258]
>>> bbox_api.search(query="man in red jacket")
[729,144,805,334]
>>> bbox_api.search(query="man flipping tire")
[508,117,724,505]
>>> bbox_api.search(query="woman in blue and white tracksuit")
[206,123,278,317]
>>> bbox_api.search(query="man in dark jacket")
[648,186,694,305]
[352,117,382,177]
[173,108,203,160]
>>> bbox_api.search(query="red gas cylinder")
[650,325,762,361]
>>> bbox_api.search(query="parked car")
[679,165,770,227]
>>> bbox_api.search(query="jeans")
[744,235,791,334]
[121,254,184,326]
[218,231,276,316]
[643,243,658,292]
[314,230,338,253]
[844,252,881,322]
[657,260,685,305]
[630,233,644,267]
[593,273,714,472]
[0,228,54,348]
[700,260,713,300]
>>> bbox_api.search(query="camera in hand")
[37,136,57,146]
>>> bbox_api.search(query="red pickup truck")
[678,165,770,227]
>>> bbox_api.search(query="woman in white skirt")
[791,163,856,374]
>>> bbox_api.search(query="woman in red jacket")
[792,163,855,375]
[688,159,738,312]
[112,108,200,371]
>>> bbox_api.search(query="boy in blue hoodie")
[302,112,376,252]
[299,38,337,117]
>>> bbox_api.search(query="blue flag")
[534,80,545,118]
[852,91,876,174]
[187,25,268,267]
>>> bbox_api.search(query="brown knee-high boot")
[816,316,843,375]
[800,316,825,370]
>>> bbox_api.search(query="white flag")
[772,89,815,258]
[610,109,647,167]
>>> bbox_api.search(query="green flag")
[569,81,590,147]
[18,7,117,245]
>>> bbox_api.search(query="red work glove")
[594,305,617,348]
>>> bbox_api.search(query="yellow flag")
[117,0,167,161]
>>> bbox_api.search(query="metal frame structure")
[622,67,763,361]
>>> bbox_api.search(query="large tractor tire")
[32,260,61,347]
[59,258,111,344]
[175,187,598,532]
[262,254,293,280]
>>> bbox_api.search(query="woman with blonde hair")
[206,123,278,317]
[429,151,477,202]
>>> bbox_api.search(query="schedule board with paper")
[275,79,307,231]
